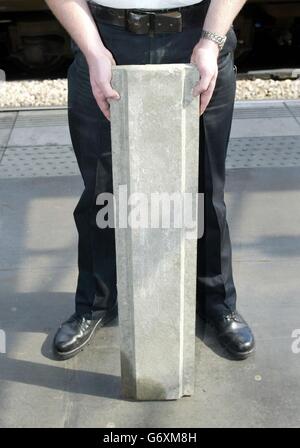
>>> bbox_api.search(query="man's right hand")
[87,50,120,121]
[44,0,120,120]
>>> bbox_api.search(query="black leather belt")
[88,1,210,35]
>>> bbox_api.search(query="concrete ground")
[0,100,300,428]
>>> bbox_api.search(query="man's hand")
[190,39,219,115]
[190,0,248,115]
[87,50,120,121]
[44,0,120,120]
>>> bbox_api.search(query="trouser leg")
[196,50,237,319]
[68,52,117,318]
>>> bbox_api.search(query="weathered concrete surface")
[110,64,200,400]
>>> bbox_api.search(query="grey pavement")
[0,100,300,427]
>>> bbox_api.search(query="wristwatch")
[200,29,227,51]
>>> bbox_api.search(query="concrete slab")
[5,110,69,152]
[7,126,72,147]
[226,167,300,262]
[227,136,300,169]
[110,64,199,400]
[285,101,300,126]
[235,100,295,109]
[235,100,299,113]
[0,145,79,178]
[1,164,300,427]
[0,129,11,147]
[0,112,17,130]
[230,117,300,138]
[14,110,68,128]
[1,101,300,427]
[0,176,82,270]
[233,100,292,119]
[284,100,300,117]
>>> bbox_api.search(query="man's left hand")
[190,40,219,115]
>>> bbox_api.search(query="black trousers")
[67,0,238,319]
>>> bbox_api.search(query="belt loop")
[148,12,155,36]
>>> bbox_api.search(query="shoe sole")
[198,313,255,360]
[222,343,255,360]
[53,307,118,361]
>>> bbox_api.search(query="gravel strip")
[236,79,300,100]
[0,79,68,108]
[0,78,299,108]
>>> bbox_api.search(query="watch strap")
[201,29,227,50]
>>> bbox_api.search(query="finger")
[94,95,111,121]
[199,78,217,115]
[200,90,212,116]
[95,87,120,119]
[193,72,215,97]
[101,101,111,121]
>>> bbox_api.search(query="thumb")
[104,83,120,101]
[108,89,120,100]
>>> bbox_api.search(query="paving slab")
[1,101,300,427]
[6,110,70,147]
[227,135,300,169]
[232,100,300,138]
[284,100,300,117]
[7,126,72,147]
[0,176,82,270]
[0,145,79,178]
[226,166,300,261]
[1,164,300,427]
[13,110,68,128]
[0,112,17,130]
[0,129,11,147]
[230,117,300,138]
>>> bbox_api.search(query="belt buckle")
[126,11,151,35]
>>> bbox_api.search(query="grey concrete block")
[110,64,200,400]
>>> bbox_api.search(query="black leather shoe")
[53,304,118,360]
[201,311,255,360]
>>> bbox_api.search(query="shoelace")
[224,311,243,323]
[72,314,90,327]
